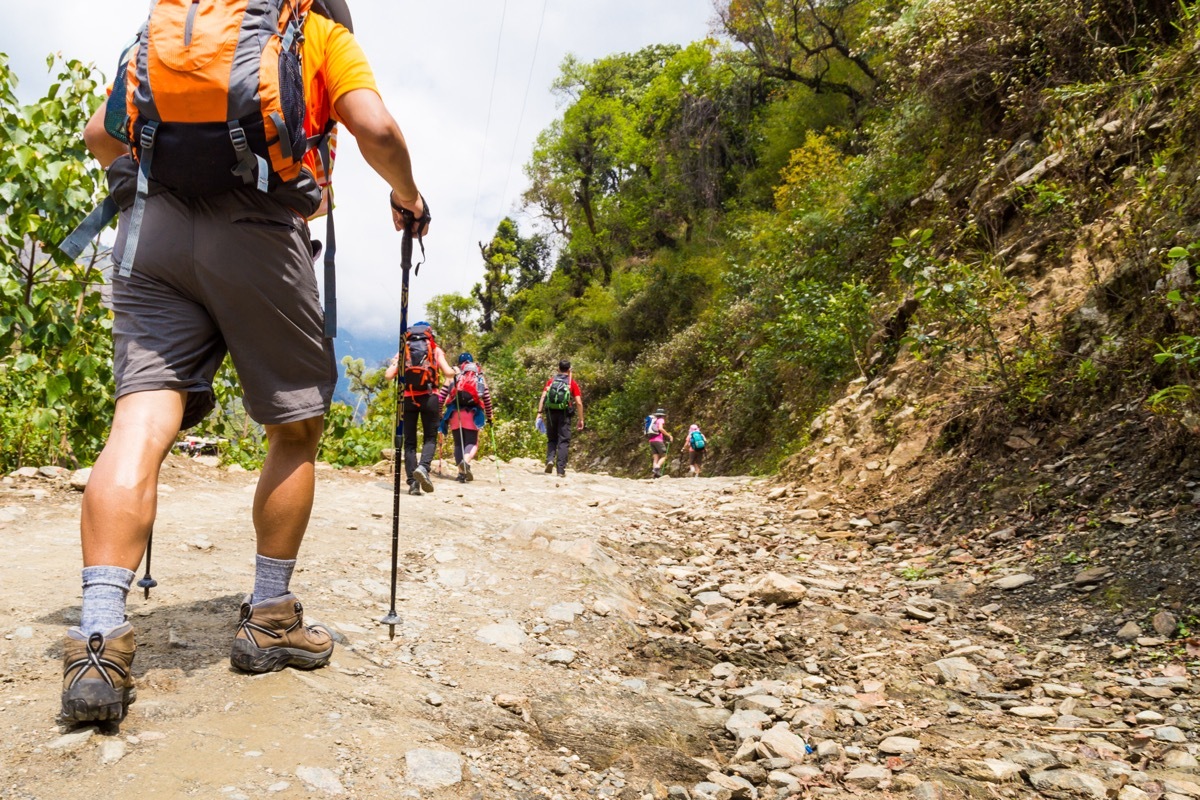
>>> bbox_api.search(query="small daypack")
[403,324,438,398]
[454,365,483,408]
[545,374,573,411]
[644,416,661,438]
[690,430,707,450]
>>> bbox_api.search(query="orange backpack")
[63,0,352,335]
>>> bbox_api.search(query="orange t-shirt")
[301,13,378,204]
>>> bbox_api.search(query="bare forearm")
[335,89,419,202]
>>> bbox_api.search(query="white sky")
[2,1,717,339]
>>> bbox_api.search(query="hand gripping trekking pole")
[380,220,414,640]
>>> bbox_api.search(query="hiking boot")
[464,463,474,482]
[408,482,422,496]
[545,462,554,474]
[231,593,333,674]
[456,473,467,483]
[414,464,434,493]
[61,622,136,723]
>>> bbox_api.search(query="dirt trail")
[2,456,1199,800]
[0,457,749,799]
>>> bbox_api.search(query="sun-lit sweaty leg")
[234,414,333,674]
[81,389,187,572]
[253,415,324,561]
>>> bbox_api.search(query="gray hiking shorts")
[109,158,335,430]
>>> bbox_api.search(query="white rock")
[475,621,527,648]
[845,764,890,789]
[1010,705,1057,719]
[49,728,95,751]
[405,749,463,789]
[759,723,809,762]
[546,602,585,622]
[70,468,92,491]
[960,759,1022,783]
[878,736,921,755]
[539,649,577,665]
[296,766,344,795]
[923,657,980,685]
[992,574,1035,590]
[436,569,467,588]
[725,709,771,741]
[98,738,127,765]
[748,573,807,606]
[1028,770,1108,799]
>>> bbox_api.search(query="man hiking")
[385,322,457,495]
[646,408,673,479]
[437,353,494,483]
[536,360,584,478]
[61,1,429,724]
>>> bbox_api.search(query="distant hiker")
[645,408,673,479]
[536,360,584,478]
[385,322,457,495]
[437,353,494,483]
[683,424,707,477]
[60,1,429,723]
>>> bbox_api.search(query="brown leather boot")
[61,622,136,723]
[230,593,333,674]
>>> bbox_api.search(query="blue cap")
[458,352,474,364]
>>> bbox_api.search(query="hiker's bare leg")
[254,416,324,559]
[81,390,186,570]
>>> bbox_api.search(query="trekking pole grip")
[401,222,414,271]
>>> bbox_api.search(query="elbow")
[356,114,405,159]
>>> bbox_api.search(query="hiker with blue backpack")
[436,353,494,483]
[536,360,585,478]
[683,424,708,477]
[645,408,674,479]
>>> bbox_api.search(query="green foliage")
[0,55,112,470]
[890,230,1022,391]
[1147,244,1200,422]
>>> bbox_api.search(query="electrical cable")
[496,0,550,220]
[464,0,510,281]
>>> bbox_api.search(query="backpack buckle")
[228,125,249,153]
[138,121,158,151]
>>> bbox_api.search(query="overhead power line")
[464,0,510,282]
[497,0,550,223]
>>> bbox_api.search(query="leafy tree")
[425,292,476,356]
[474,218,521,332]
[717,0,882,113]
[0,55,112,469]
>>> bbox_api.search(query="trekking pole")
[380,218,415,641]
[453,374,467,482]
[138,527,158,599]
[487,421,503,488]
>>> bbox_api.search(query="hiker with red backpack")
[536,360,585,478]
[57,1,430,724]
[645,408,674,479]
[437,353,494,483]
[385,322,457,495]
